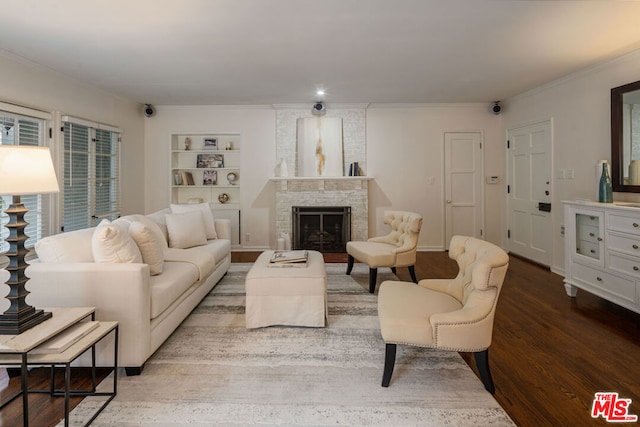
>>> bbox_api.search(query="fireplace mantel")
[270,176,373,191]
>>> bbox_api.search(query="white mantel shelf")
[270,176,373,181]
[270,176,373,191]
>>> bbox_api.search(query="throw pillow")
[165,210,208,249]
[35,227,96,263]
[129,221,164,275]
[92,219,143,264]
[170,203,217,240]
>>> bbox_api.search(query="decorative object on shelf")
[218,193,230,204]
[0,146,59,334]
[181,171,195,185]
[598,160,613,203]
[204,138,218,150]
[226,141,233,150]
[197,153,224,168]
[173,173,183,185]
[226,172,238,185]
[184,137,192,151]
[278,157,289,177]
[348,162,360,176]
[203,170,217,185]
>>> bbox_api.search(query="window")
[0,111,53,253]
[62,117,121,232]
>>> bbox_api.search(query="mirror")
[612,80,640,192]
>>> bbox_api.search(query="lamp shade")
[0,145,60,195]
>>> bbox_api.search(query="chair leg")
[369,268,378,293]
[408,265,418,283]
[346,254,355,275]
[382,343,397,387]
[390,267,397,275]
[473,349,495,394]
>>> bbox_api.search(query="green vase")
[599,163,613,203]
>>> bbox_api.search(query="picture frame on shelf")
[203,170,217,185]
[173,173,183,185]
[204,138,218,150]
[197,153,224,168]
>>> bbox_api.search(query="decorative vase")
[226,172,237,185]
[599,162,613,203]
[279,158,289,177]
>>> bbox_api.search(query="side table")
[0,307,118,426]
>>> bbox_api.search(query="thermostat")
[486,176,501,184]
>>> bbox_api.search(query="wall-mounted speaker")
[143,104,155,117]
[311,102,326,116]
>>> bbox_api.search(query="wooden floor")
[2,251,639,426]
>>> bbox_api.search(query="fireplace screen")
[292,206,351,253]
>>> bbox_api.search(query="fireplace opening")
[292,206,351,253]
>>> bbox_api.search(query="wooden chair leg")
[473,349,495,394]
[390,267,397,275]
[346,254,355,275]
[369,267,378,293]
[408,265,418,283]
[382,343,397,387]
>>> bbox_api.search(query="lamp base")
[0,308,52,335]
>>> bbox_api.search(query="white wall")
[0,52,145,215]
[502,49,640,273]
[146,104,504,251]
[143,105,276,249]
[367,104,504,249]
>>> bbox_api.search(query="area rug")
[66,263,515,426]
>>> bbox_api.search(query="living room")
[2,1,640,425]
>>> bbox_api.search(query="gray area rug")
[66,263,515,426]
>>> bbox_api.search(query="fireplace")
[292,206,351,253]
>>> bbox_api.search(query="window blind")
[62,119,121,232]
[0,112,52,253]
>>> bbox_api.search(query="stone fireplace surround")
[273,177,371,245]
[273,106,370,247]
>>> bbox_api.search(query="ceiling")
[2,0,640,106]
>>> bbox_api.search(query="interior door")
[444,132,483,247]
[507,120,553,266]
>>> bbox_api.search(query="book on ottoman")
[269,250,308,266]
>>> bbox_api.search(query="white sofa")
[6,205,231,375]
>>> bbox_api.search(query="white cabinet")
[564,201,640,313]
[171,133,241,247]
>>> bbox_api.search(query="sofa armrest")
[214,218,231,241]
[1,262,153,367]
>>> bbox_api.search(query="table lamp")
[0,145,60,334]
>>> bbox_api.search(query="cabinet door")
[568,208,604,267]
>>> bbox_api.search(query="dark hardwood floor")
[2,251,639,426]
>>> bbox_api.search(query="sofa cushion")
[165,211,208,249]
[92,219,143,264]
[171,203,217,239]
[35,227,96,263]
[115,214,168,249]
[129,221,164,275]
[145,208,170,243]
[149,261,199,319]
[163,238,228,281]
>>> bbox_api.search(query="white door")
[444,132,484,247]
[507,120,553,266]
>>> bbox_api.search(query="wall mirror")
[612,79,640,192]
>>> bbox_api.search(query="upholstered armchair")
[346,211,423,294]
[377,235,509,393]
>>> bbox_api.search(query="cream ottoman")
[245,250,327,328]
